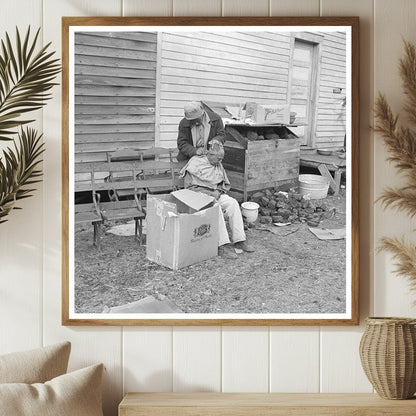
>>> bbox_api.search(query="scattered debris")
[105,295,183,313]
[75,189,347,315]
[249,188,336,227]
[261,226,299,237]
[103,284,116,290]
[309,227,346,240]
[279,227,299,237]
[106,220,147,237]
[126,287,143,292]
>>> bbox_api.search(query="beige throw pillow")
[0,341,71,384]
[0,363,104,416]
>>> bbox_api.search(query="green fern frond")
[0,26,59,224]
[0,127,44,223]
[0,27,61,141]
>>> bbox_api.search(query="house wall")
[158,31,291,148]
[1,1,416,416]
[74,31,157,187]
[316,31,347,148]
[158,30,347,149]
[72,28,347,167]
[74,31,157,164]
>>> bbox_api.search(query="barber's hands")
[211,190,221,200]
[196,147,207,156]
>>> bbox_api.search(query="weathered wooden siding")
[315,31,347,148]
[73,30,347,188]
[74,31,157,172]
[158,31,292,148]
[158,31,346,149]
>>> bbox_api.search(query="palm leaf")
[0,26,60,141]
[0,127,45,222]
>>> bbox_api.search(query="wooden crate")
[223,137,300,201]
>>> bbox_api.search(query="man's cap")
[184,101,204,120]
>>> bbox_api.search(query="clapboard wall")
[315,31,347,148]
[74,30,347,161]
[158,31,292,148]
[74,31,157,165]
[158,30,347,149]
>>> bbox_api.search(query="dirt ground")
[74,190,347,315]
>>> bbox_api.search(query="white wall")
[1,1,416,415]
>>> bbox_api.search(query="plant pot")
[359,317,416,399]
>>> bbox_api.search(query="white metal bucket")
[241,201,260,223]
[298,174,330,199]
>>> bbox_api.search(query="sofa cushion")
[0,363,104,416]
[0,341,71,384]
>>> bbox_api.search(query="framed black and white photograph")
[62,16,359,326]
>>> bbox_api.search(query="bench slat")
[101,207,145,221]
[75,160,176,173]
[87,178,176,192]
[75,211,101,224]
[99,200,144,210]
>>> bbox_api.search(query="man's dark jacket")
[177,109,225,161]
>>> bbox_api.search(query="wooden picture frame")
[62,16,359,326]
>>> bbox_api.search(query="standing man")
[177,101,225,161]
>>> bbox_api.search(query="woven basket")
[359,317,416,399]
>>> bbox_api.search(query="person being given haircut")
[177,101,225,161]
[179,143,255,257]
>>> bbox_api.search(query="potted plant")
[359,40,416,400]
[0,27,60,223]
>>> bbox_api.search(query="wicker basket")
[359,317,416,399]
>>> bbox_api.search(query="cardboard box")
[146,190,220,270]
[245,102,290,124]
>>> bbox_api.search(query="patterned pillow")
[0,342,71,384]
[0,363,104,416]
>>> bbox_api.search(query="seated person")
[179,144,254,256]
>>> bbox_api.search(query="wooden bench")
[74,148,180,247]
[94,172,146,244]
[119,392,416,416]
[74,173,103,247]
[74,165,145,247]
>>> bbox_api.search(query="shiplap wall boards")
[2,1,416,416]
